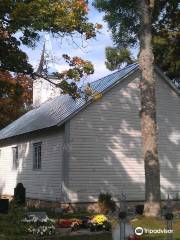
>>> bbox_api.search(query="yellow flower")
[91,214,107,225]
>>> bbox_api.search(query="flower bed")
[23,214,55,236]
[56,214,111,232]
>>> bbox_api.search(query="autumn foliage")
[0,0,98,74]
[0,0,101,128]
[0,72,32,129]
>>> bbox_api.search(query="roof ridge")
[89,63,138,85]
[42,63,139,104]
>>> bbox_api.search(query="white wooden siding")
[69,71,145,202]
[68,71,180,203]
[0,129,63,201]
[156,75,180,199]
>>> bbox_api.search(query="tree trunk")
[138,0,161,217]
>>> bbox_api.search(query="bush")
[14,183,26,206]
[135,205,144,215]
[98,193,116,214]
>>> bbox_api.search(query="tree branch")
[34,73,59,87]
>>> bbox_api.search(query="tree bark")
[138,0,161,217]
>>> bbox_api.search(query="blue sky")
[21,2,137,82]
[20,3,113,82]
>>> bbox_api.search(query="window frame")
[33,142,42,170]
[12,146,19,170]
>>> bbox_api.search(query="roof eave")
[155,66,180,97]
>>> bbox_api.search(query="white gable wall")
[67,71,180,203]
[68,71,145,202]
[0,129,64,201]
[156,75,180,199]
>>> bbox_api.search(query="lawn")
[130,216,180,239]
[61,233,112,240]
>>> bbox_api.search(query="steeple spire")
[36,34,58,75]
[33,34,62,108]
[36,42,45,75]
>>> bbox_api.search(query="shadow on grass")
[60,233,112,240]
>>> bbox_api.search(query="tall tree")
[138,0,160,217]
[93,0,179,216]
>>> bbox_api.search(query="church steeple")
[33,35,61,108]
[36,42,45,75]
[36,34,58,76]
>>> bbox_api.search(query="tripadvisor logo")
[135,227,173,236]
[135,227,144,236]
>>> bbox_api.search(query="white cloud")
[93,62,111,80]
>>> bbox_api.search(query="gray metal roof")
[0,64,138,140]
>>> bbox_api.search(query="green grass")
[0,205,27,240]
[130,216,180,239]
[60,233,112,240]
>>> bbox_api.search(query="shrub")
[14,183,26,206]
[135,205,144,215]
[98,193,116,214]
